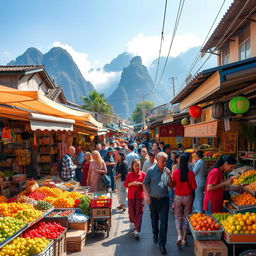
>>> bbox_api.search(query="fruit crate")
[223,231,256,244]
[243,187,256,197]
[90,198,112,208]
[53,229,66,256]
[33,240,54,256]
[230,201,256,210]
[69,221,89,232]
[0,224,28,248]
[44,209,75,228]
[224,203,256,214]
[187,215,224,241]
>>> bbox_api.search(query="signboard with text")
[184,120,218,137]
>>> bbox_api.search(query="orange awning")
[0,86,102,128]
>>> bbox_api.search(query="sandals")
[176,237,182,247]
[181,240,187,246]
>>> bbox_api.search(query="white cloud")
[52,42,120,92]
[126,33,203,65]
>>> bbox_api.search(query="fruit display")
[15,209,42,224]
[189,213,221,231]
[212,212,231,222]
[47,197,75,208]
[0,203,34,217]
[232,192,256,206]
[27,191,46,201]
[221,212,256,234]
[0,217,26,243]
[0,196,7,203]
[23,222,65,239]
[78,196,91,216]
[47,210,73,217]
[244,181,256,191]
[233,170,256,185]
[35,200,53,211]
[0,237,50,256]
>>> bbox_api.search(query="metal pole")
[169,76,177,97]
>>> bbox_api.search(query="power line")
[153,0,185,91]
[153,0,168,86]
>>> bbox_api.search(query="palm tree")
[81,90,112,114]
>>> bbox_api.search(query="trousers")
[149,196,169,246]
[128,198,145,232]
[107,170,116,191]
[116,179,126,205]
[193,186,204,213]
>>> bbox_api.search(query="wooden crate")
[69,221,89,232]
[53,229,67,256]
[223,231,256,243]
[66,230,86,253]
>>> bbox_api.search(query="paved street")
[71,194,194,256]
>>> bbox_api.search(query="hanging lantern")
[211,103,224,119]
[229,96,250,115]
[181,117,189,126]
[189,105,202,119]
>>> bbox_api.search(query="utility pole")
[169,76,177,98]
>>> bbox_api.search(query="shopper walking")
[142,151,157,173]
[88,151,107,192]
[74,146,85,184]
[163,144,172,170]
[115,152,128,212]
[60,146,77,182]
[124,159,146,240]
[193,150,207,213]
[171,153,197,247]
[143,152,172,255]
[203,155,236,214]
[99,143,108,158]
[126,144,139,171]
[104,147,116,192]
[82,152,91,186]
[152,142,160,157]
[140,147,148,169]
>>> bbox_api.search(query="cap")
[107,147,114,152]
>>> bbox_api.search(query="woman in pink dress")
[88,150,107,192]
[82,152,92,186]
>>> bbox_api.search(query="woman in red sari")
[82,152,92,186]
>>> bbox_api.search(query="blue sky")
[0,0,233,89]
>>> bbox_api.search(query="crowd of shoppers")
[59,139,237,255]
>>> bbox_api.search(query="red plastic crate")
[90,198,112,208]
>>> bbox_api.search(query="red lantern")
[189,105,202,119]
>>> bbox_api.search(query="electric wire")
[153,0,168,86]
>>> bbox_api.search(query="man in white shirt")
[125,144,139,171]
[142,151,157,173]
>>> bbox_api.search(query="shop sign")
[184,120,218,137]
[159,124,184,137]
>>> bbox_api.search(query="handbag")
[102,174,111,188]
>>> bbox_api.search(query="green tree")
[81,90,112,114]
[132,100,154,124]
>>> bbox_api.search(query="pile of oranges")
[36,187,63,198]
[221,212,256,234]
[0,196,7,203]
[0,203,34,217]
[245,181,256,191]
[232,192,256,206]
[189,213,221,231]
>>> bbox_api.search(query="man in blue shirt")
[99,143,108,158]
[125,144,139,171]
[104,147,116,192]
[163,144,173,170]
[74,146,85,184]
[193,150,207,213]
[143,152,172,255]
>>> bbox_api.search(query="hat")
[107,147,114,153]
[148,150,155,157]
[114,147,120,151]
[119,152,125,158]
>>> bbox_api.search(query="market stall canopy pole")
[0,86,102,128]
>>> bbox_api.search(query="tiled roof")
[0,65,44,72]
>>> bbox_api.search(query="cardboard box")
[66,230,86,252]
[91,207,111,218]
[69,221,89,232]
[194,240,228,256]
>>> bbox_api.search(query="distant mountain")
[8,47,94,104]
[108,56,159,119]
[103,52,133,72]
[8,47,43,65]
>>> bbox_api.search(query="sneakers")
[134,231,140,240]
[129,224,135,233]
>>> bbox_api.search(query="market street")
[71,194,194,256]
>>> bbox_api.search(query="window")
[222,43,230,65]
[239,23,250,60]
